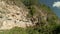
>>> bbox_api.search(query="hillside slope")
[0,0,60,34]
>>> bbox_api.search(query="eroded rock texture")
[0,0,33,30]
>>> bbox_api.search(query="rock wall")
[0,0,32,30]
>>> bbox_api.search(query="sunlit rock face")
[0,0,59,30]
[0,0,33,30]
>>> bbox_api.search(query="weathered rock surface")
[0,0,59,30]
[0,0,33,30]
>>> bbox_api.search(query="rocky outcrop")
[0,0,59,30]
[0,0,33,30]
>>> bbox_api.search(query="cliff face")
[0,0,33,30]
[0,0,59,30]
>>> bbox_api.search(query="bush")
[21,0,38,6]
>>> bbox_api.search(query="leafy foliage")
[0,0,60,34]
[21,0,38,6]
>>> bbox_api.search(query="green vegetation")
[21,0,38,6]
[0,27,27,34]
[0,0,60,34]
[0,25,60,34]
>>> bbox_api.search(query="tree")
[21,0,38,6]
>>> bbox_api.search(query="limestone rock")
[0,0,33,30]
